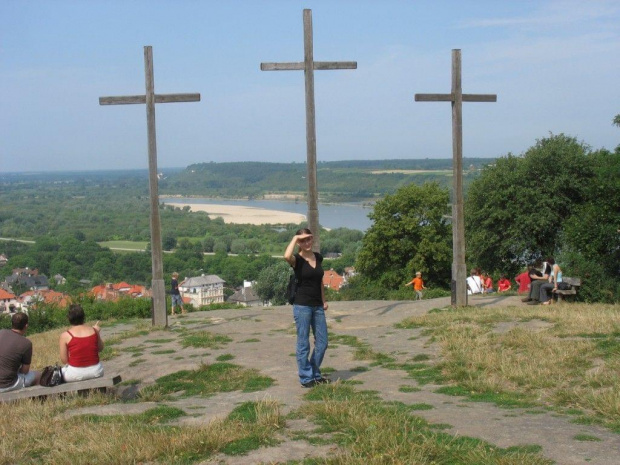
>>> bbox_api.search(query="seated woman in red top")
[59,304,104,382]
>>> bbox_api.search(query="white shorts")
[0,371,37,393]
[61,363,104,383]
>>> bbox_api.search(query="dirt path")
[68,295,620,464]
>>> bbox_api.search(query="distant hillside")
[160,158,494,201]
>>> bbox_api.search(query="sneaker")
[301,380,317,388]
[521,298,532,302]
[315,377,331,385]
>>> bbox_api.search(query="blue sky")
[1,0,619,173]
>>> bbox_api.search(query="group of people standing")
[0,305,104,394]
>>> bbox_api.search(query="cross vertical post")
[415,49,496,307]
[261,9,356,251]
[100,46,200,326]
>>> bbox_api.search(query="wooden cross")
[99,46,200,327]
[261,9,356,251]
[415,49,496,307]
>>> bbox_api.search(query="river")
[162,197,373,231]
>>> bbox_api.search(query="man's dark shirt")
[0,329,32,388]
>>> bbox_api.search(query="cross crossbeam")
[99,46,200,327]
[415,49,496,308]
[261,9,356,250]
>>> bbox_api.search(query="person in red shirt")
[405,271,426,300]
[514,268,532,294]
[497,274,512,292]
[482,272,495,293]
[59,305,104,383]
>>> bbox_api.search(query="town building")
[227,281,264,307]
[4,268,49,291]
[19,290,71,311]
[323,269,345,291]
[179,274,225,307]
[0,289,19,313]
[91,282,150,301]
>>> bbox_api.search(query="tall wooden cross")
[415,49,496,307]
[261,9,356,251]
[99,46,200,327]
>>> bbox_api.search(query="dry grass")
[400,303,620,429]
[0,394,282,464]
[28,321,154,369]
[299,383,551,464]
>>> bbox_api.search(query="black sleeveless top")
[293,252,324,306]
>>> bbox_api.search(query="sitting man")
[0,313,40,393]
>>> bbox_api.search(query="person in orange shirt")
[405,271,426,300]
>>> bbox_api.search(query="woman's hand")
[93,321,101,333]
[323,301,329,311]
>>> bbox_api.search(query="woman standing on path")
[284,228,330,388]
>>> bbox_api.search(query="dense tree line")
[348,133,618,302]
[161,159,488,200]
[465,134,619,302]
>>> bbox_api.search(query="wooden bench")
[0,374,121,403]
[553,277,581,302]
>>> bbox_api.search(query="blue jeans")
[293,305,328,384]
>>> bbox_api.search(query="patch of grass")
[350,366,369,373]
[128,358,146,367]
[399,385,422,393]
[140,362,274,399]
[151,349,176,355]
[330,332,396,364]
[411,353,431,361]
[385,362,445,385]
[122,345,146,353]
[505,444,544,454]
[573,434,602,442]
[297,383,552,464]
[397,303,620,431]
[216,354,235,362]
[240,338,260,343]
[0,394,283,464]
[181,331,232,349]
[144,338,175,344]
[435,386,536,409]
[408,403,434,410]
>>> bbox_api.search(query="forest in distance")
[0,158,468,291]
[1,139,618,304]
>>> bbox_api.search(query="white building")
[179,274,225,307]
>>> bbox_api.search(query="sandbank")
[164,202,306,225]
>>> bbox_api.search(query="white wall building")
[179,274,225,308]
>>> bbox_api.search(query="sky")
[1,0,619,173]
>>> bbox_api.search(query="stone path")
[67,295,620,464]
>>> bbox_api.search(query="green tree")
[356,182,452,289]
[253,260,291,306]
[613,114,620,127]
[465,134,595,275]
